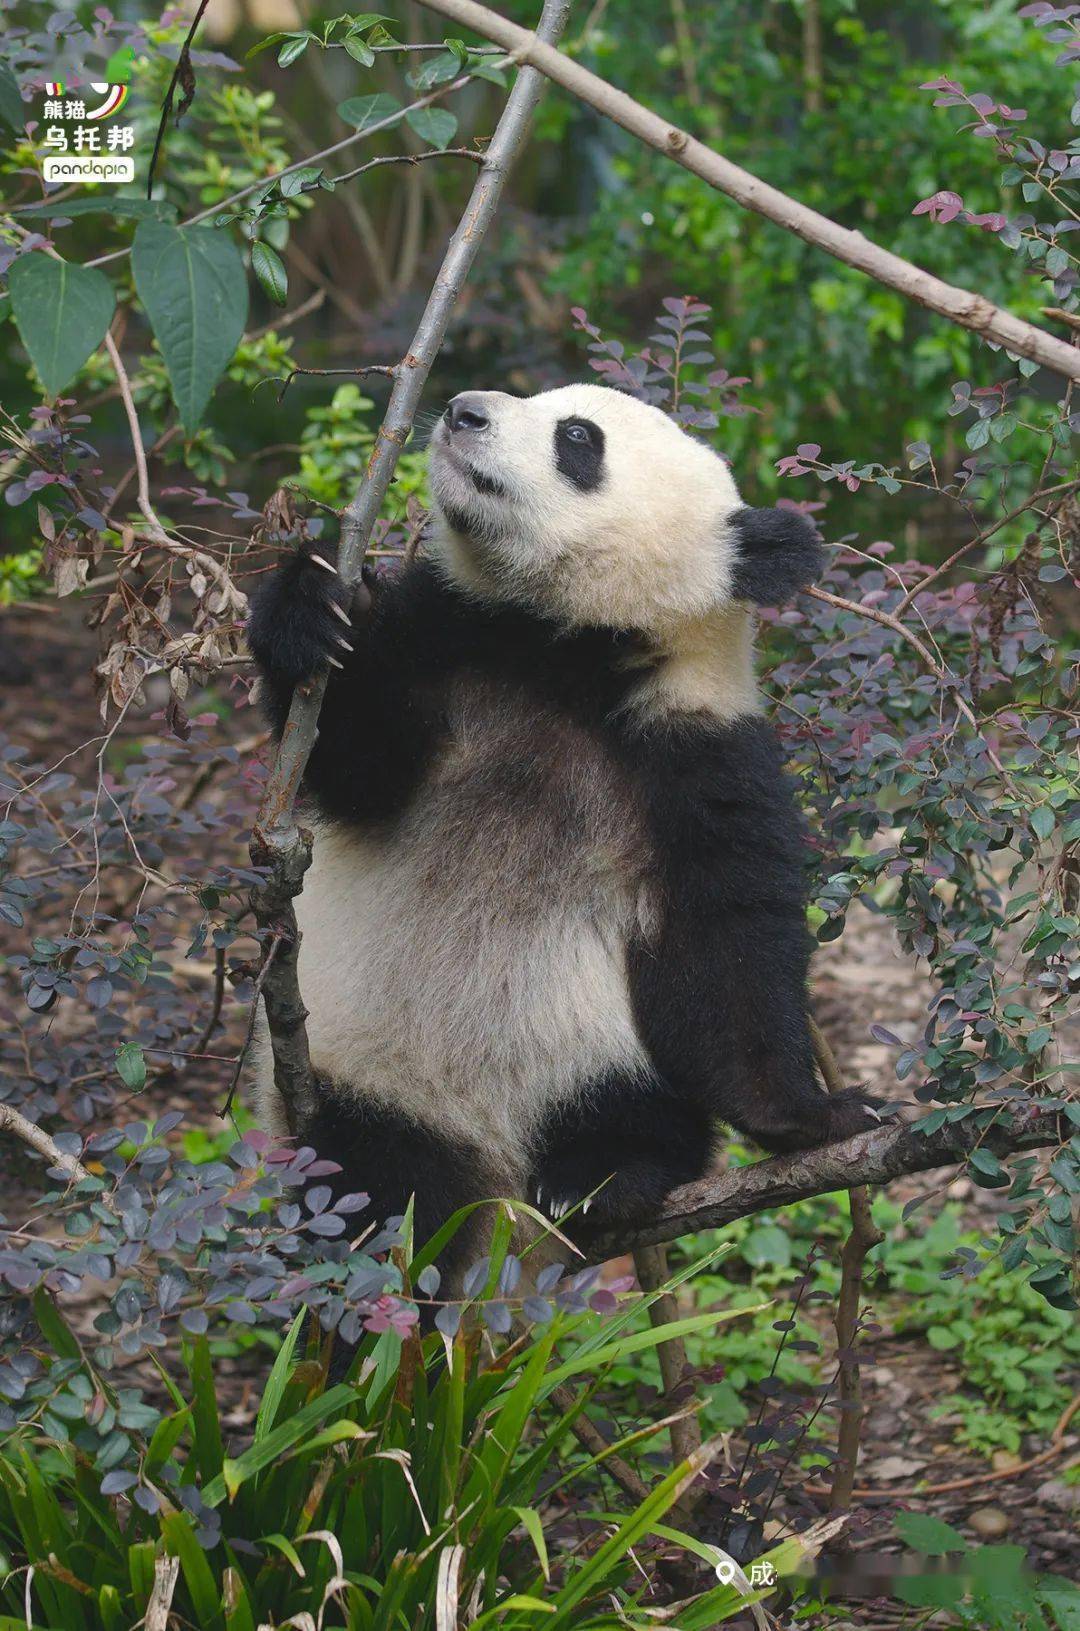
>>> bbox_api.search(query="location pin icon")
[715,1559,737,1587]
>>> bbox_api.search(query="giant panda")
[247,383,881,1282]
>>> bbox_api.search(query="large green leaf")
[337,91,400,131]
[15,197,177,222]
[8,253,116,397]
[0,63,24,131]
[131,221,248,436]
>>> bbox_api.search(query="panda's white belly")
[285,686,656,1181]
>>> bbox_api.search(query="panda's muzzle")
[444,393,491,434]
[436,394,507,497]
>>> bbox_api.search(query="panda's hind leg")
[300,1083,491,1346]
[528,1071,716,1234]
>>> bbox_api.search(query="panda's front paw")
[247,542,373,688]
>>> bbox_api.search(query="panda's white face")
[427,383,745,636]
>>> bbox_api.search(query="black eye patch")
[554,417,605,493]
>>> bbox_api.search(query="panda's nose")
[444,393,490,434]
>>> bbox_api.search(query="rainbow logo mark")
[86,82,129,120]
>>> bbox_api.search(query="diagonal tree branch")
[249,0,573,1138]
[414,0,1080,386]
[580,1108,1065,1263]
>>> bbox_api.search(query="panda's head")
[427,382,825,642]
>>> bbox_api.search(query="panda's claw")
[326,655,344,670]
[309,553,338,576]
[334,635,353,653]
[329,601,352,626]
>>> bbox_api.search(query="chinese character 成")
[748,1562,776,1589]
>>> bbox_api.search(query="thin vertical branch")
[250,0,573,1136]
[802,0,823,115]
[809,1018,884,1513]
[634,1243,703,1513]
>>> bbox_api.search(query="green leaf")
[251,241,288,307]
[254,1310,306,1442]
[895,1512,967,1555]
[471,61,508,85]
[1031,805,1055,841]
[131,222,248,437]
[31,1288,82,1361]
[408,50,464,91]
[8,253,115,397]
[202,1384,356,1506]
[405,106,458,149]
[14,197,178,222]
[184,1335,225,1484]
[337,90,401,131]
[277,33,310,66]
[965,416,990,450]
[0,63,26,131]
[969,1148,1004,1179]
[511,1506,550,1581]
[115,1041,146,1091]
[161,1512,222,1630]
[343,33,376,65]
[742,1223,792,1268]
[246,31,288,58]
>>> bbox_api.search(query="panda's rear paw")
[826,1087,894,1141]
[532,1159,677,1235]
[248,543,374,686]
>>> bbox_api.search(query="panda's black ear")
[728,506,826,606]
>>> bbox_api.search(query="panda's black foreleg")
[246,540,370,733]
[247,549,439,825]
[527,1072,716,1234]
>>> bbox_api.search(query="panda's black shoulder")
[611,711,811,898]
[380,557,644,715]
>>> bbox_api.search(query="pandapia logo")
[43,79,130,120]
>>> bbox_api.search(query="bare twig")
[0,1102,93,1186]
[581,1109,1064,1263]
[145,0,213,200]
[804,583,1003,768]
[415,0,1080,383]
[807,1390,1080,1501]
[275,363,400,402]
[808,1018,884,1513]
[548,1380,652,1504]
[250,0,572,1139]
[221,932,283,1119]
[195,945,227,1055]
[334,146,485,188]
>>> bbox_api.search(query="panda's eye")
[565,423,591,444]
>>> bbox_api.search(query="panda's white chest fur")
[292,676,656,1181]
